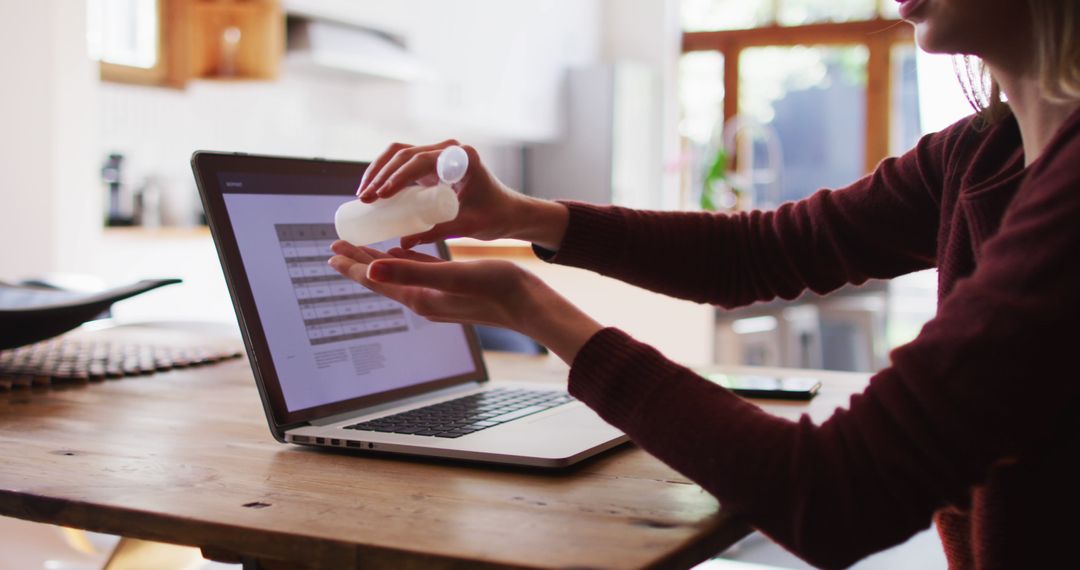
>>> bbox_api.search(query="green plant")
[701,145,729,211]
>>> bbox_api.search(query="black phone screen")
[705,373,821,401]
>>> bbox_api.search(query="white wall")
[286,0,603,143]
[601,0,682,209]
[98,73,426,226]
[409,0,602,142]
[0,0,99,281]
[97,73,537,229]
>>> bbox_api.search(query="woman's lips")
[897,0,926,20]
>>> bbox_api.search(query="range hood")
[285,17,424,81]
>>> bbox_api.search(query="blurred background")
[0,0,972,568]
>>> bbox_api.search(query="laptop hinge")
[308,381,486,427]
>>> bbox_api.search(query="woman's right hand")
[328,240,603,364]
[355,139,568,250]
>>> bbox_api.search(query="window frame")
[98,0,191,88]
[682,17,914,173]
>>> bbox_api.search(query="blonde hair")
[954,57,1007,126]
[956,0,1080,126]
[1030,0,1080,101]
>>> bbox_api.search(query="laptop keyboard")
[344,387,575,439]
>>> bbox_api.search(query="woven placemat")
[0,338,243,390]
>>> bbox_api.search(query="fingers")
[358,142,409,199]
[399,235,422,250]
[329,254,522,329]
[416,173,440,187]
[400,232,432,250]
[367,258,516,295]
[357,139,460,203]
[328,255,371,285]
[387,247,444,263]
[328,254,449,319]
[330,240,390,264]
[400,221,457,249]
[373,149,441,199]
[455,144,480,190]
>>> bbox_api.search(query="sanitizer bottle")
[334,145,468,246]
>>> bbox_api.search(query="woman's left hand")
[327,241,603,363]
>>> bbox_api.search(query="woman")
[329,0,1080,567]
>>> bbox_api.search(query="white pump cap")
[436,145,469,185]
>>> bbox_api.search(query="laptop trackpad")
[508,404,615,434]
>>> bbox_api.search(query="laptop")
[191,151,627,467]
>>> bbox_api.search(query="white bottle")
[334,146,468,246]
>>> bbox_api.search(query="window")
[680,0,916,209]
[740,45,869,206]
[87,0,160,69]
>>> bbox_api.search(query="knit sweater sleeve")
[566,124,1080,569]
[536,122,963,308]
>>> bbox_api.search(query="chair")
[473,325,547,355]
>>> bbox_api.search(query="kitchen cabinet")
[188,0,283,80]
[93,0,283,87]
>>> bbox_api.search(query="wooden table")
[0,323,870,569]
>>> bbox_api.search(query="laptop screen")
[195,154,485,427]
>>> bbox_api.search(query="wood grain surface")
[0,323,868,569]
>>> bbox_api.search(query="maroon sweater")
[540,108,1080,569]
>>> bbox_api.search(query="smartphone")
[705,373,821,401]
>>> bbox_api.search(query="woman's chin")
[913,25,962,56]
